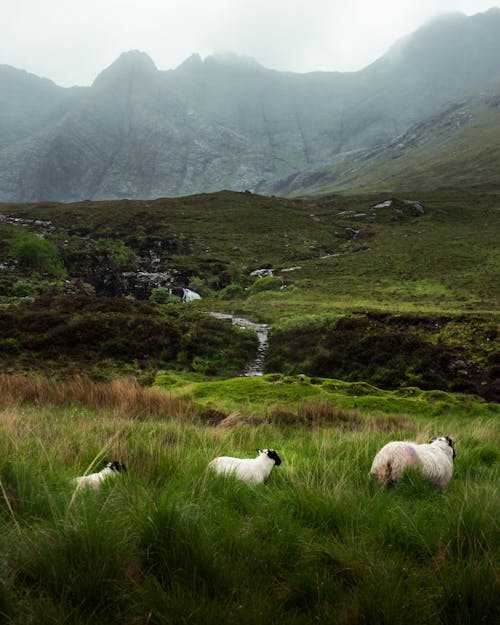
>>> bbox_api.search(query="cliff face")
[1,9,500,201]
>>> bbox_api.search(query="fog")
[2,0,499,86]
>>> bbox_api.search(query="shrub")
[266,313,486,397]
[149,288,181,305]
[11,280,37,297]
[9,232,67,277]
[95,238,136,266]
[188,277,215,298]
[218,284,246,300]
[248,276,283,296]
[0,295,257,378]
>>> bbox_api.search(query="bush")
[188,277,215,298]
[218,284,246,300]
[248,276,283,296]
[0,295,257,378]
[11,280,37,297]
[9,232,67,277]
[266,313,481,396]
[149,288,181,305]
[95,238,136,266]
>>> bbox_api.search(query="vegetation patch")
[266,312,499,401]
[0,295,257,380]
[157,373,497,423]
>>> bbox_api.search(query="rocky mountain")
[1,8,500,201]
[262,79,500,195]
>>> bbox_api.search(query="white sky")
[1,0,499,87]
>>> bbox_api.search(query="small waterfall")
[207,312,269,376]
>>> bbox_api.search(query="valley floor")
[0,375,498,624]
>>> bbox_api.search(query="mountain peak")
[205,51,262,69]
[92,50,157,87]
[176,53,204,72]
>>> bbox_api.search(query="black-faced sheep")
[73,460,126,490]
[208,449,282,484]
[370,436,456,489]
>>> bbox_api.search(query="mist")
[2,0,499,86]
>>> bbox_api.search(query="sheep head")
[429,436,456,459]
[104,460,127,472]
[258,449,282,466]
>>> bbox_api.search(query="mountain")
[1,8,500,201]
[261,79,500,195]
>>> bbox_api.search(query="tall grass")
[0,373,200,420]
[0,376,497,624]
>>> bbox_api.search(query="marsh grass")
[0,373,200,420]
[0,375,498,624]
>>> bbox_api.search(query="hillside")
[0,186,498,398]
[1,9,500,201]
[264,80,500,195]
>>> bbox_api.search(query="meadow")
[0,185,498,623]
[0,375,498,625]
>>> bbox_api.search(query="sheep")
[73,460,126,490]
[370,436,456,489]
[208,449,282,485]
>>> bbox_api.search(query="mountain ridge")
[1,8,500,201]
[261,79,500,195]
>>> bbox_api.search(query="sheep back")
[370,438,454,489]
[370,442,423,486]
[208,450,280,485]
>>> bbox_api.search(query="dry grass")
[265,400,410,431]
[0,373,199,421]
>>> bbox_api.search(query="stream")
[207,312,269,377]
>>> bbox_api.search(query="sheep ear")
[428,437,437,444]
[446,437,456,458]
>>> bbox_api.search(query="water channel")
[207,312,269,376]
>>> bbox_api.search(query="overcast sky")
[2,0,499,87]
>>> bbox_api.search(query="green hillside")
[269,82,500,196]
[0,186,498,398]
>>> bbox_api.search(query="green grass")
[0,384,498,624]
[155,372,498,421]
[0,185,498,392]
[1,185,499,319]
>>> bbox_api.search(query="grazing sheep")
[74,460,126,490]
[208,449,282,485]
[370,436,456,489]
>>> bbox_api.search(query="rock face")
[1,9,500,201]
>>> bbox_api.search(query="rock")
[344,227,360,242]
[250,268,274,277]
[121,270,179,299]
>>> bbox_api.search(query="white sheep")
[370,436,456,489]
[208,449,282,485]
[73,460,126,490]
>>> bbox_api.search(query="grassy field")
[2,186,499,318]
[0,375,498,625]
[0,184,498,622]
[0,185,498,397]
